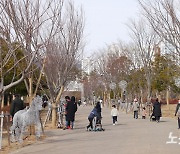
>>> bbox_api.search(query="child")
[111,105,119,125]
[142,107,147,119]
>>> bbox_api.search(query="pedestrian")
[65,96,77,129]
[83,100,87,106]
[111,105,119,125]
[99,99,103,108]
[78,100,81,106]
[175,99,180,129]
[86,102,101,130]
[133,98,139,119]
[153,98,161,123]
[10,94,25,119]
[117,99,121,110]
[142,107,147,119]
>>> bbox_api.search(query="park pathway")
[11,105,180,154]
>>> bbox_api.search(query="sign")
[119,80,127,90]
[109,82,116,90]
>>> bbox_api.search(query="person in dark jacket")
[86,102,101,130]
[65,96,77,129]
[153,98,161,123]
[175,99,180,129]
[10,94,25,118]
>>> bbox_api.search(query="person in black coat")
[153,98,161,122]
[10,94,25,118]
[175,99,180,129]
[65,96,77,129]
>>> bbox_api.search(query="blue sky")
[75,0,140,56]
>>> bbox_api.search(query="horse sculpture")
[10,95,43,143]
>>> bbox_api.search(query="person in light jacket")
[133,98,139,119]
[111,105,119,125]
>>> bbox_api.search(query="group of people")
[9,93,180,131]
[132,98,180,129]
[132,98,162,122]
[64,96,77,129]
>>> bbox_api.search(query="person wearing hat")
[175,99,180,129]
[133,98,139,119]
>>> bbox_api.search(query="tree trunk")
[51,86,64,128]
[166,87,170,105]
[147,78,151,104]
[140,88,143,104]
[51,103,57,128]
[33,60,45,98]
[28,77,33,103]
[1,93,4,109]
[28,77,35,135]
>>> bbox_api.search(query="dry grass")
[161,104,177,118]
[0,108,53,153]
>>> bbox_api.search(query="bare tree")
[128,18,160,103]
[0,0,69,108]
[43,1,84,127]
[139,0,180,58]
[0,0,48,106]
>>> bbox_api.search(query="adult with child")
[111,105,119,125]
[65,96,77,129]
[86,102,101,130]
[175,99,180,129]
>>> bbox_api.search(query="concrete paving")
[11,106,180,154]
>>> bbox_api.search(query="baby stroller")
[93,116,105,131]
[87,116,105,131]
[150,113,156,121]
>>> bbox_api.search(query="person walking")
[111,105,119,125]
[142,107,147,119]
[86,102,101,130]
[175,99,180,129]
[65,96,77,129]
[133,98,139,119]
[10,94,25,119]
[153,98,161,123]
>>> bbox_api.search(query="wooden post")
[5,112,10,146]
[0,111,4,149]
[39,111,44,136]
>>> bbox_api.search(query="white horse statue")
[10,95,43,143]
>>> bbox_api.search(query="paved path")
[11,106,180,154]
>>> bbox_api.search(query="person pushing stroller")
[87,102,101,131]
